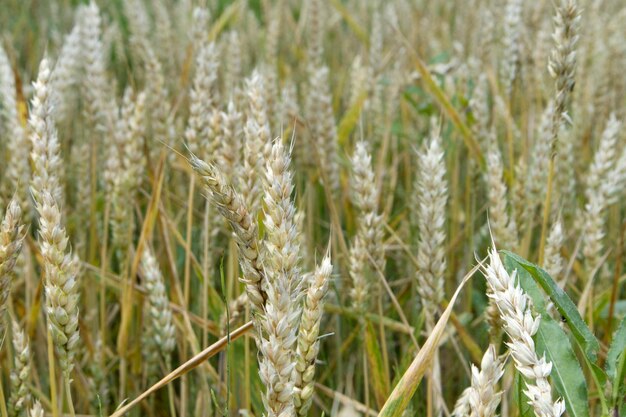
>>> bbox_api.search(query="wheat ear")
[293,255,332,416]
[9,320,32,416]
[0,47,29,211]
[140,246,176,378]
[36,191,80,376]
[258,139,302,417]
[190,155,266,312]
[29,57,64,206]
[414,133,448,316]
[483,247,565,417]
[0,199,25,339]
[28,402,44,417]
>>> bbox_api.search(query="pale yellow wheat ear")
[189,155,266,313]
[36,190,80,376]
[548,0,580,147]
[9,319,32,415]
[139,246,176,379]
[258,138,301,417]
[0,46,29,211]
[185,41,219,158]
[349,141,384,312]
[29,56,64,207]
[482,247,565,417]
[305,65,339,193]
[413,131,448,417]
[452,345,505,417]
[0,198,25,339]
[293,252,332,416]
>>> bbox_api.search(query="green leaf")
[502,251,600,362]
[513,373,534,417]
[612,351,626,410]
[535,315,590,417]
[606,315,626,381]
[504,256,590,417]
[606,315,626,408]
[365,321,391,408]
[337,91,367,147]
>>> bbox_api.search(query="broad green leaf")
[535,316,590,417]
[502,251,600,362]
[504,256,590,417]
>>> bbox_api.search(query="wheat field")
[0,0,624,416]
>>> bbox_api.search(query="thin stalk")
[181,174,196,417]
[202,202,210,348]
[47,327,59,417]
[0,369,9,417]
[64,376,76,417]
[100,201,111,350]
[166,359,177,417]
[538,157,556,265]
[108,321,253,417]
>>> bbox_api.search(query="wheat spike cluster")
[0,0,625,416]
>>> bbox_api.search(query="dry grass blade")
[378,262,479,417]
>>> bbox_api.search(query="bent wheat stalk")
[109,321,254,417]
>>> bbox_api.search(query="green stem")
[47,328,59,417]
[64,376,76,417]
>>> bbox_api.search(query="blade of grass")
[378,262,478,417]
